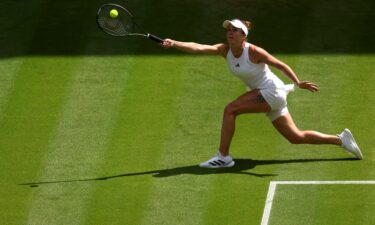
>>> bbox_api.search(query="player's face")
[226,24,246,44]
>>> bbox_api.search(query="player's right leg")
[200,90,271,168]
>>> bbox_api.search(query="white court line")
[260,181,375,225]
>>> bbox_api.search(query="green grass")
[1,0,375,224]
[1,54,374,225]
[271,184,375,225]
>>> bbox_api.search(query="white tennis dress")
[226,42,294,121]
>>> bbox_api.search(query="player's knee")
[224,104,234,116]
[224,102,240,116]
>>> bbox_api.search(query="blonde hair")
[240,20,252,31]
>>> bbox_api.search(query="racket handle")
[147,33,164,43]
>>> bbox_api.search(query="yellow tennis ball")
[110,9,118,18]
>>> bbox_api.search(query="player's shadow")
[19,157,356,187]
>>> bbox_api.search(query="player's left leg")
[272,113,341,145]
[272,113,363,159]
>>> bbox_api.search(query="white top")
[226,42,284,90]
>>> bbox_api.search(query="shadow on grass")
[19,157,357,187]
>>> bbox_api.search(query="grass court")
[1,0,374,224]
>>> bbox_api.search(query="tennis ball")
[110,9,118,18]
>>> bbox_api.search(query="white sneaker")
[339,128,363,160]
[199,153,235,168]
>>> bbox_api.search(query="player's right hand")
[162,39,175,48]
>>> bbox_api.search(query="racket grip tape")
[147,33,164,43]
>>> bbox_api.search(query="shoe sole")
[199,160,235,168]
[224,161,235,167]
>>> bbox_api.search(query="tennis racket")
[96,3,164,43]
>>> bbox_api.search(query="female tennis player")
[162,19,363,168]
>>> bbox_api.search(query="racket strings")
[97,6,134,36]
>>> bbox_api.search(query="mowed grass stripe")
[84,56,186,225]
[0,58,24,120]
[140,56,233,225]
[0,57,75,224]
[25,56,131,225]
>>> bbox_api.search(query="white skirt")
[260,84,295,121]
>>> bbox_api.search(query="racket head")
[96,3,141,37]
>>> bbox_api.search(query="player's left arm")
[252,46,319,92]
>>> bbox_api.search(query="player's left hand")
[298,81,319,92]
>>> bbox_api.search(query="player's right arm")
[162,39,228,57]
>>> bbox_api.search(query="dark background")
[2,0,374,57]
